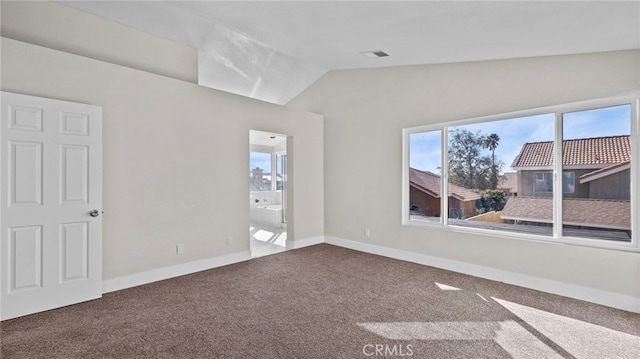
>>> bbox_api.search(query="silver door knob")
[89,210,100,217]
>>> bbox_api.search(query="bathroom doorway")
[249,130,289,257]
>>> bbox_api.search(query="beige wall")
[289,51,640,304]
[2,0,638,311]
[1,1,198,83]
[1,37,324,279]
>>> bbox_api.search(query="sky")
[250,152,285,175]
[410,104,632,174]
[250,152,272,173]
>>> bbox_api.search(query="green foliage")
[448,129,503,190]
[477,190,508,212]
[473,207,487,216]
[484,133,501,190]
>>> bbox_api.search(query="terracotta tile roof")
[579,160,631,184]
[511,135,631,168]
[409,168,481,201]
[500,196,630,230]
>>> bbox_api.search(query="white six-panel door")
[1,92,102,320]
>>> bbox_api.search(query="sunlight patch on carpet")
[435,282,461,291]
[493,297,640,359]
[357,321,562,358]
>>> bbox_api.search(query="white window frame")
[402,93,639,252]
[275,151,286,192]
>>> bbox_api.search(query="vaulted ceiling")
[60,1,640,104]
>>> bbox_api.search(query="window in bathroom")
[250,151,272,192]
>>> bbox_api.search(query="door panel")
[9,141,43,206]
[61,145,89,204]
[60,112,89,136]
[9,105,43,132]
[9,225,43,290]
[1,92,102,320]
[61,221,89,281]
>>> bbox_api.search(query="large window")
[404,96,638,250]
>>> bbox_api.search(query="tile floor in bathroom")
[250,224,287,258]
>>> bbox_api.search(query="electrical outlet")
[176,243,185,254]
[227,236,234,246]
[364,228,371,237]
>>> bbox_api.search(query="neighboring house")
[498,172,518,197]
[502,135,631,231]
[409,168,481,218]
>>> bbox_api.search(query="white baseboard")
[286,236,325,249]
[101,235,639,313]
[102,251,252,294]
[325,236,640,313]
[102,235,324,294]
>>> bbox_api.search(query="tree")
[484,133,500,189]
[479,189,507,212]
[448,129,493,190]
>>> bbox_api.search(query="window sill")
[403,218,639,253]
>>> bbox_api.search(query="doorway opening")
[249,130,289,258]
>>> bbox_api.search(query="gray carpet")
[2,244,639,358]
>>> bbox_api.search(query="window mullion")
[271,151,277,191]
[442,128,449,226]
[402,128,411,224]
[632,98,639,246]
[553,112,564,239]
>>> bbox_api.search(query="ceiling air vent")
[361,50,390,58]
